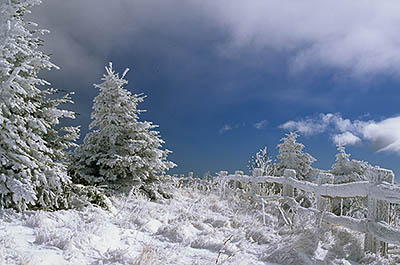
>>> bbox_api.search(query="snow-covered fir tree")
[70,63,176,187]
[331,145,370,183]
[276,132,316,180]
[0,0,78,211]
[330,145,371,217]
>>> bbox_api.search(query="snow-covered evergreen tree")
[0,0,78,211]
[276,132,316,180]
[70,63,176,186]
[330,145,371,216]
[331,145,369,183]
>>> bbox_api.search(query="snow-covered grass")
[0,180,399,265]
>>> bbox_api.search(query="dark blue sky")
[31,1,400,179]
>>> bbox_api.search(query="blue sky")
[31,0,400,178]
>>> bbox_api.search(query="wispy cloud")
[280,113,360,136]
[254,120,268,129]
[219,124,232,134]
[280,113,400,154]
[219,122,247,134]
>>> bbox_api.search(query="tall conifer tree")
[0,0,78,211]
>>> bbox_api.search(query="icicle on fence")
[215,167,400,256]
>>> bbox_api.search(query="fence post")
[316,172,334,212]
[218,171,228,196]
[252,168,263,195]
[235,170,244,176]
[365,168,393,256]
[316,172,334,226]
[235,170,244,190]
[219,171,228,177]
[253,168,263,177]
[188,171,195,190]
[283,169,295,197]
[376,168,393,256]
[365,191,377,254]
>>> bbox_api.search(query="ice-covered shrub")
[34,227,73,250]
[263,225,366,265]
[248,146,275,176]
[245,226,278,245]
[94,247,137,265]
[133,245,160,265]
[248,146,282,195]
[64,184,112,210]
[0,235,29,265]
[323,227,364,262]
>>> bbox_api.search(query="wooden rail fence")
[214,168,400,256]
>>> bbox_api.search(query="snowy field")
[1,180,398,265]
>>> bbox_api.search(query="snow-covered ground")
[0,182,398,265]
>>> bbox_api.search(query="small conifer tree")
[331,145,369,183]
[276,132,316,180]
[0,0,78,211]
[330,145,370,217]
[70,63,176,187]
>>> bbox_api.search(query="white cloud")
[280,119,325,136]
[332,132,361,146]
[203,0,400,77]
[279,113,355,136]
[281,113,400,154]
[219,124,232,134]
[254,120,268,129]
[362,116,400,153]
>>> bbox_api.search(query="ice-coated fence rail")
[217,175,400,204]
[213,168,400,256]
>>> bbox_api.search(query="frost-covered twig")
[215,234,233,264]
[277,204,292,228]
